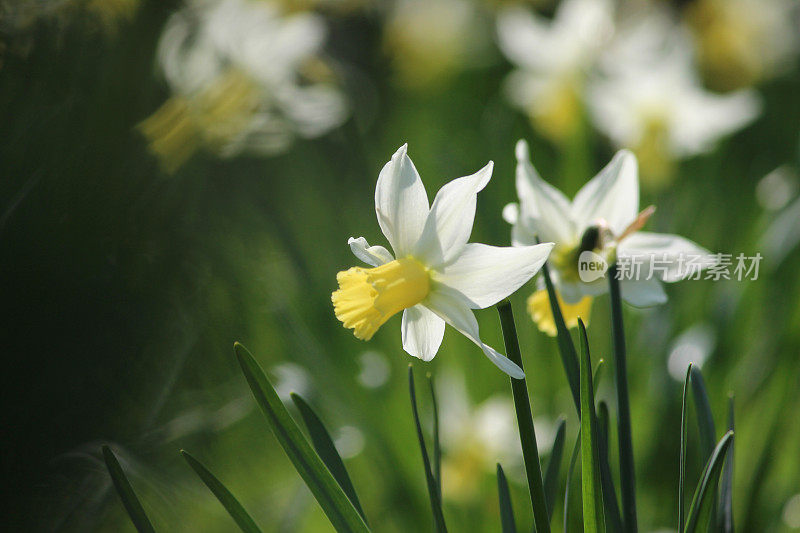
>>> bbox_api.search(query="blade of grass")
[608,265,638,533]
[685,431,734,533]
[497,464,518,533]
[597,401,623,533]
[689,366,718,530]
[234,343,370,533]
[101,445,155,533]
[541,261,581,414]
[543,416,567,516]
[579,319,605,532]
[679,363,693,532]
[563,431,581,532]
[180,451,262,533]
[719,394,734,533]
[408,366,448,533]
[290,393,367,523]
[497,300,551,533]
[428,373,441,501]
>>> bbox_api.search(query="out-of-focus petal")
[571,149,639,234]
[618,231,714,282]
[620,278,667,307]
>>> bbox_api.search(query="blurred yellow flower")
[527,289,592,337]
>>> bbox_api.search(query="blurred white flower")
[272,362,312,402]
[332,144,553,378]
[384,0,487,89]
[587,13,760,185]
[437,372,521,500]
[758,193,800,270]
[667,323,716,381]
[140,0,347,172]
[756,166,799,212]
[505,140,714,335]
[496,0,614,141]
[783,493,800,529]
[356,350,391,389]
[334,425,365,459]
[686,0,800,90]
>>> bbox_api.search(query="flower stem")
[608,265,638,532]
[497,300,551,533]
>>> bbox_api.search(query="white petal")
[618,232,713,282]
[375,144,430,257]
[571,150,639,235]
[401,305,445,362]
[620,279,667,307]
[413,162,493,267]
[502,203,519,225]
[496,7,553,71]
[347,237,394,267]
[425,287,525,379]
[514,140,576,244]
[433,242,554,309]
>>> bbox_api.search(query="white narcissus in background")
[496,0,614,142]
[503,140,715,336]
[586,13,760,185]
[332,144,554,378]
[140,0,347,172]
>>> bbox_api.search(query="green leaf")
[234,343,370,533]
[496,300,551,533]
[597,401,623,533]
[497,464,518,533]
[290,393,367,523]
[428,373,442,501]
[685,431,734,533]
[719,394,734,533]
[541,261,581,415]
[563,431,581,532]
[543,416,567,516]
[690,366,718,530]
[408,366,448,533]
[607,265,638,532]
[679,363,693,533]
[180,451,262,533]
[101,445,156,533]
[579,319,605,533]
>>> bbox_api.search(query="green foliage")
[102,446,156,533]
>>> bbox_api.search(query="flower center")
[332,257,430,341]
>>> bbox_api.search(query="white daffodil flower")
[504,140,714,335]
[587,14,760,185]
[332,145,554,378]
[496,0,614,141]
[140,0,347,172]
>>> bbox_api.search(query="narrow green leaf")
[597,401,623,533]
[541,261,581,414]
[679,363,693,533]
[690,366,718,530]
[563,431,581,533]
[543,416,567,516]
[290,393,367,523]
[497,300,551,533]
[685,431,734,533]
[719,394,734,533]
[408,366,448,533]
[497,464,518,533]
[180,451,262,533]
[608,265,638,532]
[428,373,442,501]
[234,343,370,533]
[579,319,605,533]
[101,445,156,533]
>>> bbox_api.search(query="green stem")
[496,300,551,533]
[608,265,638,532]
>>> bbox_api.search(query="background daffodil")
[332,144,554,378]
[504,139,714,335]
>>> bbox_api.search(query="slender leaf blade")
[181,451,262,533]
[685,432,734,533]
[720,394,734,533]
[543,416,567,516]
[497,464,518,533]
[597,401,623,533]
[608,265,638,532]
[234,343,370,533]
[290,393,367,523]
[579,319,605,533]
[690,366,718,530]
[563,431,581,533]
[101,445,156,533]
[497,300,551,533]
[679,363,693,533]
[428,373,442,501]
